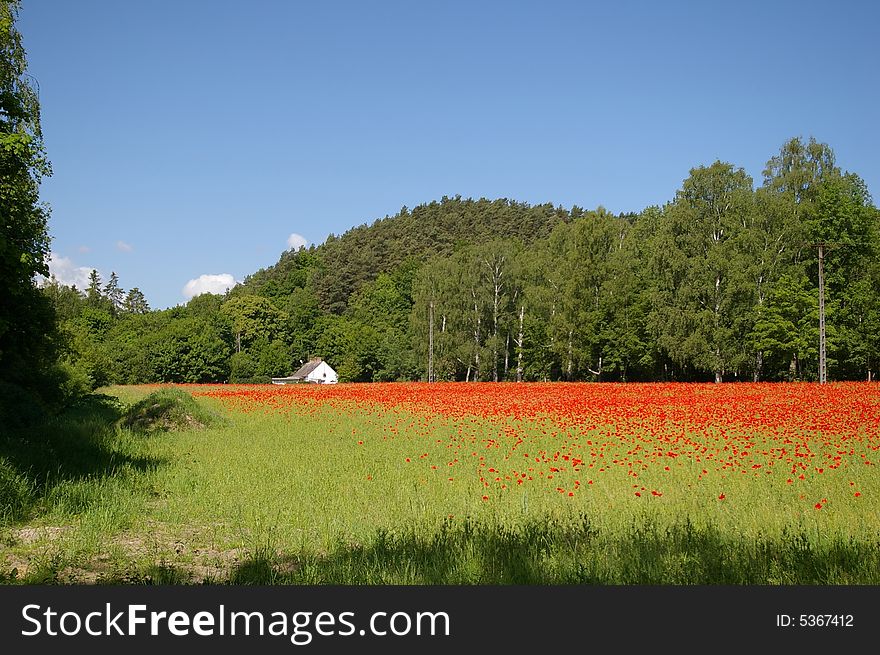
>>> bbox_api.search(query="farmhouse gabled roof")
[291,357,324,379]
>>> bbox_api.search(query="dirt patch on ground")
[3,521,298,583]
[13,525,70,544]
[2,554,31,579]
[103,522,247,582]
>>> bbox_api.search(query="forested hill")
[41,136,880,388]
[238,196,579,313]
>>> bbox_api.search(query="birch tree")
[652,162,754,382]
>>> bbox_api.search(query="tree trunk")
[471,290,481,382]
[483,255,504,384]
[566,329,573,380]
[474,316,481,382]
[753,350,763,383]
[428,300,434,383]
[548,282,557,353]
[439,314,446,380]
[713,275,722,383]
[516,305,524,383]
[492,280,500,383]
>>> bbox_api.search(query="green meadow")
[2,385,879,585]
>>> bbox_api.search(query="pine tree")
[104,271,124,313]
[86,269,103,306]
[123,287,150,314]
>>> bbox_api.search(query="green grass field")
[2,383,879,584]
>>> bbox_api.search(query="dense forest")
[40,137,880,388]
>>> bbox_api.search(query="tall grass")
[0,393,162,522]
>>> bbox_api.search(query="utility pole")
[818,243,826,383]
[816,243,827,384]
[807,239,848,383]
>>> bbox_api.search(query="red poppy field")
[4,382,880,584]
[158,380,880,584]
[192,381,878,519]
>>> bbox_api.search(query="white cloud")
[182,273,239,300]
[39,252,99,290]
[287,233,308,250]
[77,245,91,254]
[116,240,133,252]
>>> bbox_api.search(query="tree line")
[41,136,879,388]
[410,148,877,383]
[3,1,877,402]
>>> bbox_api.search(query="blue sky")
[19,0,879,309]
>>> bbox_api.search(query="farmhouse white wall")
[306,361,338,384]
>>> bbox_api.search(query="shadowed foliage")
[0,394,166,523]
[220,517,880,586]
[7,514,879,585]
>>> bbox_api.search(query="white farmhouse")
[271,357,338,385]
